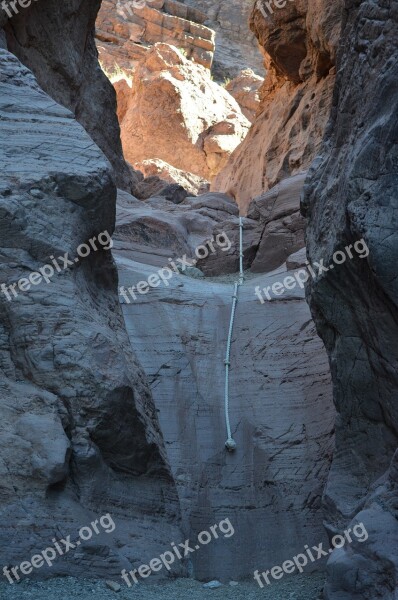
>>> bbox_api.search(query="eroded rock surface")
[3,0,137,193]
[119,44,250,181]
[303,2,398,598]
[225,69,264,123]
[0,49,183,579]
[113,189,335,580]
[180,0,265,78]
[96,0,215,73]
[212,0,343,212]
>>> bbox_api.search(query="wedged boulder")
[119,43,250,181]
[0,48,182,579]
[135,158,210,196]
[249,172,307,273]
[225,69,264,122]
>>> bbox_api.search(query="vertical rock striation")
[302,1,398,597]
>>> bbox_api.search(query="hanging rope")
[224,217,244,452]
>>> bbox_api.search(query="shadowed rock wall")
[0,48,183,579]
[3,0,138,193]
[302,1,398,597]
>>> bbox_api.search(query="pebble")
[202,580,222,589]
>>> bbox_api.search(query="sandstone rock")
[212,0,343,212]
[114,78,132,123]
[3,0,137,193]
[119,43,250,181]
[225,69,264,122]
[302,2,398,597]
[180,0,265,78]
[135,158,210,196]
[96,0,215,72]
[249,172,307,273]
[0,48,183,579]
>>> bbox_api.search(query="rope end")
[225,438,237,452]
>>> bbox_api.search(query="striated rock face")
[225,69,264,123]
[212,0,343,212]
[96,0,215,73]
[180,0,264,78]
[113,189,335,581]
[3,0,137,193]
[302,2,398,598]
[119,44,250,181]
[0,48,183,578]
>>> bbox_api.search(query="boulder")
[225,69,264,122]
[119,43,250,181]
[135,158,210,196]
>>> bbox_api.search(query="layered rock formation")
[119,44,250,181]
[212,0,343,212]
[96,0,215,73]
[225,69,264,123]
[302,2,398,598]
[2,0,137,193]
[180,0,264,78]
[113,189,335,580]
[0,47,183,579]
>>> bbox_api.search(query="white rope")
[224,217,244,452]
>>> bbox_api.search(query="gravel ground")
[0,573,325,600]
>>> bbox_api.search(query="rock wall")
[0,48,183,579]
[212,0,343,212]
[302,1,398,598]
[96,0,215,74]
[119,44,250,181]
[113,189,335,580]
[180,0,264,78]
[3,0,137,193]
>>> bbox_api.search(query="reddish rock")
[119,43,250,181]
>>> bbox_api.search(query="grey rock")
[114,190,334,581]
[0,48,183,579]
[203,580,222,589]
[105,580,121,592]
[3,0,138,192]
[303,2,398,598]
[286,247,307,270]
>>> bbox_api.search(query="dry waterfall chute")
[224,216,244,452]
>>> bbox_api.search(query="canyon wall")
[212,0,343,212]
[0,46,183,578]
[180,0,264,78]
[302,1,398,598]
[3,0,137,193]
[96,0,215,74]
